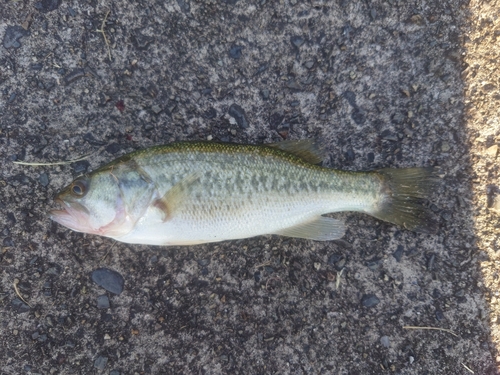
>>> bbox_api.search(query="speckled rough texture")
[0,1,497,374]
[464,0,500,369]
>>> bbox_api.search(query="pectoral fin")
[273,217,345,241]
[153,172,202,222]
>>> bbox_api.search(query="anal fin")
[273,216,345,241]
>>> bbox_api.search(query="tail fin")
[372,167,440,234]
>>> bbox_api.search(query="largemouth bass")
[50,140,438,245]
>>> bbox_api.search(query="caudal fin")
[372,167,440,234]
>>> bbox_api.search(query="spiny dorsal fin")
[273,216,345,241]
[266,139,324,164]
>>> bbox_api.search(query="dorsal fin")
[266,139,324,164]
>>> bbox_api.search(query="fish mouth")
[49,198,76,219]
[49,198,91,232]
[49,199,69,216]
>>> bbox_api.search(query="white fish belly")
[112,191,374,246]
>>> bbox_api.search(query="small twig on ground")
[95,10,112,61]
[254,261,271,269]
[403,325,459,338]
[13,154,90,166]
[43,51,53,61]
[99,242,117,262]
[336,268,344,290]
[461,363,474,374]
[13,278,31,308]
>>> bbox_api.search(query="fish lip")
[49,198,90,223]
[49,198,92,234]
[49,208,70,220]
[49,198,70,218]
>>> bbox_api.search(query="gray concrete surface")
[1,0,497,374]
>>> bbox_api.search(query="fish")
[50,140,439,246]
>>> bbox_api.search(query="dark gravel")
[96,295,110,309]
[91,268,125,295]
[34,0,61,13]
[93,355,108,371]
[3,26,29,49]
[228,103,249,129]
[361,293,381,308]
[229,45,244,59]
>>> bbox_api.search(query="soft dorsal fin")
[272,216,345,241]
[266,139,324,164]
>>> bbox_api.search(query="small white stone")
[441,142,450,152]
[486,144,498,157]
[380,336,390,347]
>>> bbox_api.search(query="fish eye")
[70,180,88,197]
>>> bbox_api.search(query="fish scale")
[50,140,439,245]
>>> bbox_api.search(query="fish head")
[50,171,132,237]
